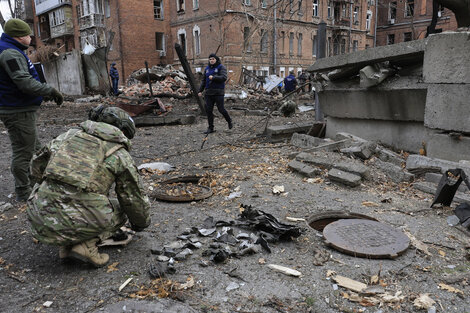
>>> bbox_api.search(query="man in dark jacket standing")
[0,19,63,201]
[109,62,119,95]
[198,53,232,134]
[283,71,298,94]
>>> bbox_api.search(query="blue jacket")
[199,62,227,96]
[0,33,43,109]
[284,74,297,92]
[109,66,119,80]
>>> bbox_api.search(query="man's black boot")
[228,120,233,129]
[203,128,215,134]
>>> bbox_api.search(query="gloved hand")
[50,88,64,106]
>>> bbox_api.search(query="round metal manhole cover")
[153,176,212,202]
[308,211,378,232]
[323,219,410,259]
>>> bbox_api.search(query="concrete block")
[290,133,327,149]
[266,122,314,142]
[319,88,426,121]
[406,154,470,175]
[296,152,336,168]
[303,139,351,153]
[296,152,369,179]
[423,32,470,84]
[426,133,470,162]
[424,84,470,133]
[376,159,414,183]
[375,146,404,167]
[341,144,373,160]
[425,172,469,193]
[288,160,321,177]
[328,168,362,187]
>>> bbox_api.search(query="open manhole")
[153,175,212,202]
[308,210,378,232]
[323,219,410,259]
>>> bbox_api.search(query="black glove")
[50,88,64,106]
[130,223,146,232]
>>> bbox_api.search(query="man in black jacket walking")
[198,53,232,134]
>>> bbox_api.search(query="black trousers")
[205,94,231,130]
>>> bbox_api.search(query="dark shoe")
[203,128,215,135]
[15,194,29,202]
[228,120,233,129]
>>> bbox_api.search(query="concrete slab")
[325,117,429,154]
[413,181,470,205]
[424,84,470,133]
[328,168,362,187]
[375,146,404,167]
[266,122,314,142]
[307,39,426,73]
[426,133,470,162]
[406,154,470,175]
[288,160,322,177]
[423,32,470,84]
[296,152,370,179]
[425,172,469,193]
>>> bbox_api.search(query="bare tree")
[0,0,22,29]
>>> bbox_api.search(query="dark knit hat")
[4,19,32,37]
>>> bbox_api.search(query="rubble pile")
[123,65,191,99]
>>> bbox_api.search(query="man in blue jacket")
[109,62,119,95]
[283,71,298,94]
[198,53,232,134]
[0,19,63,201]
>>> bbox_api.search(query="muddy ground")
[0,99,469,313]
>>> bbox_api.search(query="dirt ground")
[0,99,469,313]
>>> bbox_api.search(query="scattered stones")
[288,160,322,177]
[0,202,13,214]
[328,168,362,187]
[375,159,414,183]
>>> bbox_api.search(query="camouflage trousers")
[0,111,41,199]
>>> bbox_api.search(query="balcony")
[35,0,71,15]
[79,14,105,30]
[51,21,74,38]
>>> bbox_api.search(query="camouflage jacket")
[27,120,150,246]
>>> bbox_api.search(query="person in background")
[109,62,119,96]
[298,71,307,93]
[0,18,63,202]
[198,53,232,134]
[27,106,150,267]
[283,71,298,94]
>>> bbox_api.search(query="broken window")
[260,29,268,53]
[298,0,303,15]
[289,0,294,13]
[154,0,163,19]
[340,38,346,54]
[193,0,199,10]
[405,0,414,17]
[243,0,252,6]
[353,40,358,51]
[104,0,110,17]
[244,27,252,52]
[260,0,267,8]
[289,32,294,55]
[49,8,65,27]
[387,33,395,45]
[155,32,165,53]
[342,3,348,18]
[389,1,397,21]
[177,0,185,13]
[327,0,332,18]
[313,0,319,17]
[404,32,412,42]
[280,31,285,54]
[353,6,359,24]
[438,4,444,17]
[366,11,372,31]
[297,33,303,56]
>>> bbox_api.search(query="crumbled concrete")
[295,152,369,179]
[375,146,404,167]
[290,133,327,149]
[303,139,351,153]
[328,168,362,187]
[266,122,314,142]
[288,160,321,177]
[375,159,414,183]
[340,145,373,160]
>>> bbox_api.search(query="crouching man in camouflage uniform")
[26,106,150,267]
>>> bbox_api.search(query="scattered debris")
[438,283,464,296]
[272,185,285,194]
[118,278,133,292]
[404,230,432,256]
[138,162,175,172]
[267,264,302,277]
